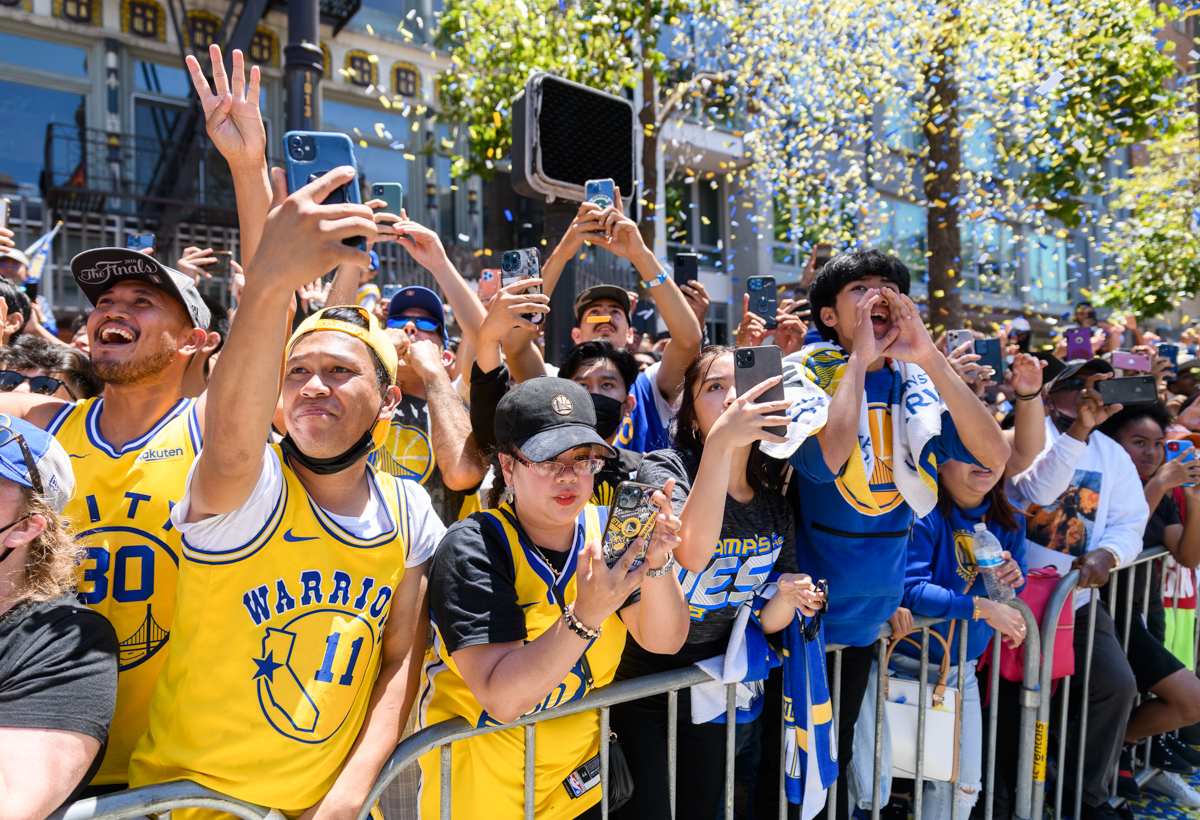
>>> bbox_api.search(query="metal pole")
[829,649,843,820]
[440,744,452,820]
[872,639,887,820]
[668,689,678,820]
[725,684,736,820]
[1013,601,1041,820]
[985,638,1000,820]
[524,723,536,819]
[284,0,323,132]
[1073,592,1099,820]
[914,628,929,820]
[951,621,968,820]
[599,709,610,820]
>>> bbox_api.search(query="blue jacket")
[897,498,1028,663]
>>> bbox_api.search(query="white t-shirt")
[171,446,445,567]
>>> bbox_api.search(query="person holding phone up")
[610,346,825,820]
[420,377,688,820]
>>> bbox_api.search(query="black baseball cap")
[574,285,631,323]
[71,248,211,329]
[1048,358,1113,393]
[495,378,617,462]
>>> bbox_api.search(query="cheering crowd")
[5,44,1200,820]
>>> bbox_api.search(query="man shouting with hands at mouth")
[129,166,444,820]
[760,249,1010,820]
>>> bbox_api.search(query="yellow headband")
[286,306,398,385]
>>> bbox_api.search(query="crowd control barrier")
[54,601,1042,820]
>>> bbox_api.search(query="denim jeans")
[889,655,982,820]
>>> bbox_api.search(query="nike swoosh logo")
[69,454,88,459]
[283,529,320,543]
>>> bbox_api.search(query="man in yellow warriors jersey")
[0,45,276,790]
[130,166,440,819]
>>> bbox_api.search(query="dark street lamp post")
[284,0,324,131]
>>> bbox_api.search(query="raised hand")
[682,280,711,330]
[947,340,989,386]
[479,277,550,340]
[852,288,899,363]
[880,292,936,365]
[642,478,682,572]
[705,375,790,450]
[0,226,14,252]
[177,246,217,283]
[735,293,770,348]
[185,45,265,167]
[393,209,450,273]
[1008,353,1046,396]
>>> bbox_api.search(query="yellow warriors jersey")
[416,502,626,820]
[129,448,410,816]
[357,283,382,306]
[48,397,201,785]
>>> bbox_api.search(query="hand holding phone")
[1096,375,1157,406]
[733,345,789,438]
[747,276,779,331]
[284,131,367,251]
[973,338,1004,382]
[500,249,543,325]
[1065,328,1093,361]
[1111,350,1151,373]
[946,329,974,355]
[371,182,403,216]
[1159,343,1180,377]
[1166,440,1198,488]
[477,269,500,301]
[0,198,8,232]
[126,232,155,253]
[601,482,663,568]
[211,251,233,275]
[813,243,832,271]
[674,253,699,288]
[585,178,616,210]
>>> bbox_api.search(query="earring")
[503,485,514,504]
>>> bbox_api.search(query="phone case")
[734,345,787,437]
[1167,440,1196,487]
[1096,375,1157,406]
[974,338,1004,380]
[501,249,543,325]
[748,276,778,330]
[1112,351,1151,372]
[1159,344,1180,376]
[371,182,403,216]
[125,233,155,251]
[674,253,699,287]
[0,198,8,231]
[478,269,500,299]
[1065,328,1092,361]
[211,251,233,275]
[284,131,365,250]
[585,178,616,210]
[601,482,662,568]
[946,329,973,354]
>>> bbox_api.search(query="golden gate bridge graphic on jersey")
[118,604,168,671]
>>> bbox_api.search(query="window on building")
[962,117,998,175]
[250,27,278,67]
[960,218,1015,297]
[666,174,722,268]
[1,79,86,196]
[344,51,377,87]
[59,0,96,23]
[876,199,928,281]
[0,0,31,9]
[187,11,221,49]
[126,0,162,39]
[393,63,419,98]
[1028,233,1070,305]
[0,31,89,78]
[884,95,921,153]
[435,124,462,244]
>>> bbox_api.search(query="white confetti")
[1036,71,1064,95]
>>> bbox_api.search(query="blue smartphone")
[125,232,155,252]
[1167,439,1196,487]
[283,131,366,251]
[585,178,616,210]
[1159,343,1180,377]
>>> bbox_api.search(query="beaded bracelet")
[564,602,602,640]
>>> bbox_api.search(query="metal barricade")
[1035,546,1192,820]
[56,605,1043,820]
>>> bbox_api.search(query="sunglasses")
[0,371,76,400]
[0,414,43,496]
[386,316,442,333]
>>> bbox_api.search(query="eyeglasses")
[0,371,76,400]
[387,316,442,333]
[0,414,43,496]
[512,453,605,478]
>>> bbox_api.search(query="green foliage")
[1098,117,1200,319]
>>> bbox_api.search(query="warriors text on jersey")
[418,503,627,819]
[129,448,413,815]
[47,397,201,785]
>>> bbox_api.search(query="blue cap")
[387,286,448,349]
[0,415,74,514]
[368,250,379,272]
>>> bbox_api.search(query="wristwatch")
[646,552,676,578]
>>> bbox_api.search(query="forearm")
[903,582,974,621]
[328,261,361,308]
[759,592,798,635]
[676,444,735,572]
[1006,398,1046,476]
[1176,503,1200,569]
[503,332,546,383]
[540,234,583,299]
[1144,476,1170,514]
[921,353,1009,469]
[424,368,486,490]
[815,353,869,474]
[469,361,508,454]
[231,159,273,267]
[463,626,591,724]
[428,259,485,348]
[1006,431,1085,508]
[641,249,702,403]
[631,576,690,652]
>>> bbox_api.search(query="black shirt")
[1,594,118,798]
[1103,488,1180,615]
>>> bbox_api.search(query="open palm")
[186,44,265,165]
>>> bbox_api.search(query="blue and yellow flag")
[23,221,63,285]
[783,617,838,813]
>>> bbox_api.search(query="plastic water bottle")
[973,523,1015,603]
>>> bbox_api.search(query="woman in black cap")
[417,377,689,820]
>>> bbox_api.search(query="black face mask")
[281,425,377,475]
[1050,401,1077,435]
[591,393,626,442]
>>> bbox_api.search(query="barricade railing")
[57,604,1042,820]
[1035,546,1192,820]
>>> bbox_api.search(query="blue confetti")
[504,210,513,222]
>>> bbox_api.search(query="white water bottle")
[973,522,1015,603]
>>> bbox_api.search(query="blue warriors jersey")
[48,397,201,785]
[129,448,410,816]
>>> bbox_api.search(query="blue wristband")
[645,269,669,289]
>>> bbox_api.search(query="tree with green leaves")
[1098,115,1200,319]
[433,0,736,247]
[731,0,1181,330]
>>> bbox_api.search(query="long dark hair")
[484,441,518,509]
[936,470,1022,533]
[672,345,783,493]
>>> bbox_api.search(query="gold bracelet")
[972,597,983,621]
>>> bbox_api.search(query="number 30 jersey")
[47,397,201,785]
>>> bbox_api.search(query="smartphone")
[601,481,663,569]
[674,253,699,288]
[1167,440,1197,487]
[974,338,1004,381]
[284,131,366,251]
[584,178,616,210]
[0,198,8,230]
[814,243,833,270]
[211,251,233,275]
[1096,375,1158,406]
[125,232,155,252]
[1159,343,1180,377]
[1111,351,1152,373]
[382,284,403,303]
[747,276,778,331]
[500,248,543,325]
[371,182,403,216]
[478,268,500,301]
[785,297,811,322]
[946,329,974,355]
[1065,328,1092,361]
[734,345,787,438]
